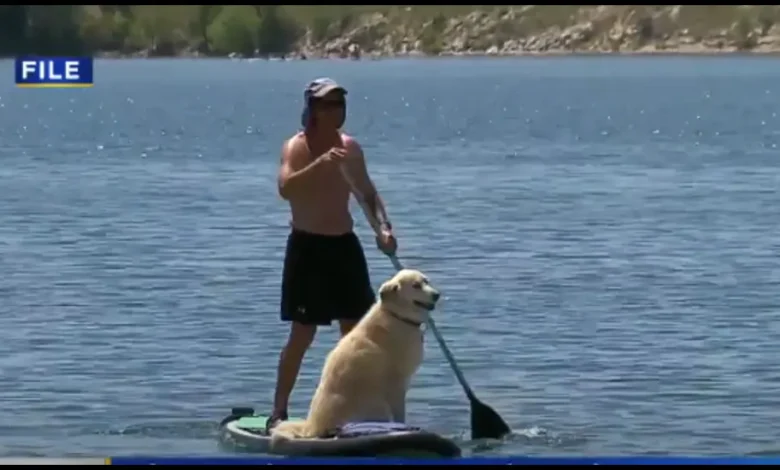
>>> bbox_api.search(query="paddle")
[340,167,511,440]
[384,253,511,440]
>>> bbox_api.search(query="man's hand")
[317,147,347,166]
[376,227,397,255]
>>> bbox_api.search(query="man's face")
[312,90,346,129]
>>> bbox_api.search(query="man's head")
[301,77,347,131]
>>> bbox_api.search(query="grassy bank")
[1,5,780,58]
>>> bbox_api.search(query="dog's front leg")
[388,384,407,423]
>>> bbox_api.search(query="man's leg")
[269,321,316,427]
[270,229,321,430]
[334,233,376,336]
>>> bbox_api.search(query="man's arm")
[343,137,391,231]
[278,137,325,200]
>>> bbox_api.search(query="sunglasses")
[314,98,346,109]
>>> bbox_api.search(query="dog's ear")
[379,280,399,302]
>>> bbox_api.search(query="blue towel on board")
[337,421,420,438]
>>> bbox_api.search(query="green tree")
[24,6,85,55]
[0,6,28,55]
[255,6,301,55]
[207,6,261,56]
[191,5,222,53]
[80,8,132,53]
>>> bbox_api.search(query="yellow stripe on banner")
[15,84,94,88]
[0,458,106,465]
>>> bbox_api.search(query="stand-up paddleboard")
[219,407,461,457]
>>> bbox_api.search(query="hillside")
[294,5,780,58]
[1,6,780,59]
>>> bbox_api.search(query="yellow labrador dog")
[271,268,440,439]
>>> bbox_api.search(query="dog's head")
[378,269,440,324]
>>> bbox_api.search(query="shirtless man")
[268,77,397,429]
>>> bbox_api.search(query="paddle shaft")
[386,254,478,402]
[339,166,477,402]
[341,166,512,439]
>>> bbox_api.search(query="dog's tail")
[270,419,310,441]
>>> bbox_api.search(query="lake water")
[0,56,779,458]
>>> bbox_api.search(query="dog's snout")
[431,291,440,302]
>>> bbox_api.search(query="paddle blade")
[470,398,511,440]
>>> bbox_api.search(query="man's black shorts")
[280,229,375,325]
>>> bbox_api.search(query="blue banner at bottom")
[108,456,780,465]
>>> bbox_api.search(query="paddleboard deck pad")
[218,407,461,457]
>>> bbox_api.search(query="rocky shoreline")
[296,8,780,60]
[94,6,780,60]
[99,43,780,61]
